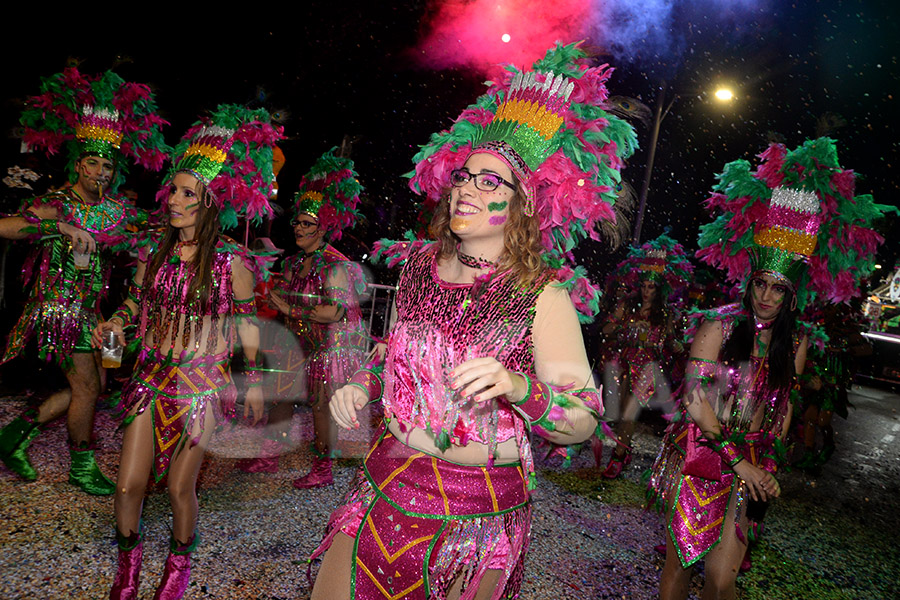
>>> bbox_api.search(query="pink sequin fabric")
[276,244,366,391]
[311,427,530,600]
[647,304,792,567]
[384,244,552,453]
[616,315,668,406]
[120,239,253,481]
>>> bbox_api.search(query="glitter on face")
[489,215,507,226]
[450,217,470,231]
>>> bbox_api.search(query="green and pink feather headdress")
[696,137,895,310]
[161,104,283,230]
[19,67,170,192]
[292,148,363,242]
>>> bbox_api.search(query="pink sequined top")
[137,238,253,360]
[384,244,554,448]
[682,304,796,438]
[277,243,367,385]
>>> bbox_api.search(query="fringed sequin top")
[384,244,554,450]
[136,237,258,362]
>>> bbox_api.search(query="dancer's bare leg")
[64,352,102,445]
[700,491,747,600]
[310,532,353,600]
[167,409,215,543]
[115,409,154,536]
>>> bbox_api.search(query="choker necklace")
[753,317,775,331]
[175,239,199,251]
[457,245,497,270]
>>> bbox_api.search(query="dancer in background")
[96,105,281,600]
[795,300,871,469]
[241,148,367,487]
[648,138,893,600]
[600,234,691,478]
[0,68,168,495]
[311,43,637,600]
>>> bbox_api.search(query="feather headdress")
[160,104,283,230]
[696,137,895,310]
[19,67,170,191]
[292,148,363,242]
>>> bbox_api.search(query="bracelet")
[348,368,384,403]
[233,297,257,318]
[39,219,59,236]
[244,354,263,387]
[127,282,142,304]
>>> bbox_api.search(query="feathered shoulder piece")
[217,235,276,283]
[372,233,435,269]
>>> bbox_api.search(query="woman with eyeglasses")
[261,149,367,488]
[311,46,637,600]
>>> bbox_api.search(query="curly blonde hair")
[429,180,547,287]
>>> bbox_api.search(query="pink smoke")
[412,0,590,75]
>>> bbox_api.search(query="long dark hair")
[146,180,221,309]
[623,278,668,327]
[721,286,797,390]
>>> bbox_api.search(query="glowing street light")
[714,87,734,102]
[501,33,511,43]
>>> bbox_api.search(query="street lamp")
[714,87,734,102]
[632,82,736,244]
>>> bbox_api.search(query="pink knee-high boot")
[152,531,199,600]
[110,527,142,600]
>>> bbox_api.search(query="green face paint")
[185,202,200,211]
[487,201,508,212]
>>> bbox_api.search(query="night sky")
[2,0,898,285]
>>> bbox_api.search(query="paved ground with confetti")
[1,384,898,599]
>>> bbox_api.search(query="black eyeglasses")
[291,219,319,231]
[449,168,516,193]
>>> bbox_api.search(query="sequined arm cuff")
[110,304,136,327]
[39,219,59,236]
[244,355,263,387]
[347,368,384,404]
[714,439,744,467]
[233,297,259,324]
[127,282,142,305]
[511,373,549,418]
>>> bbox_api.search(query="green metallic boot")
[0,413,41,481]
[69,442,116,495]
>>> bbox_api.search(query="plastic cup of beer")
[73,243,91,270]
[101,330,123,369]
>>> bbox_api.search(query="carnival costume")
[0,68,168,495]
[276,148,367,400]
[252,148,368,485]
[108,105,281,600]
[311,43,637,599]
[647,137,893,569]
[601,234,692,477]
